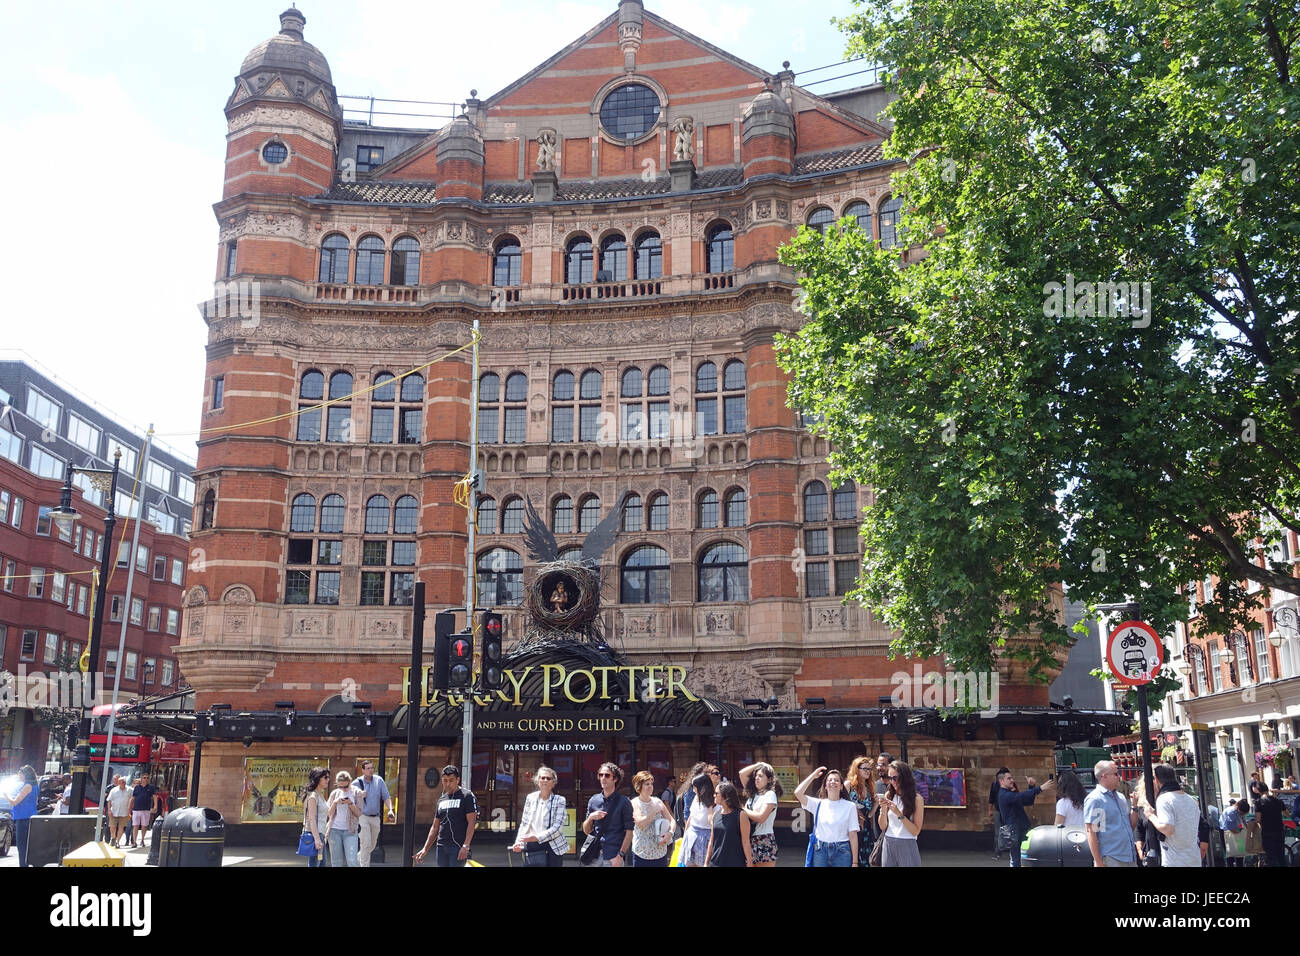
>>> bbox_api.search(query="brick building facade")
[183,3,1090,838]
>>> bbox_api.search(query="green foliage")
[778,0,1300,679]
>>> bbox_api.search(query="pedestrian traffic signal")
[449,629,474,689]
[481,610,504,690]
[431,611,456,691]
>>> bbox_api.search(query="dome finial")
[279,6,306,39]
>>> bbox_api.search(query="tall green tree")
[778,0,1300,680]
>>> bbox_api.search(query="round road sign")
[1106,620,1164,686]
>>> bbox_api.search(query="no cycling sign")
[1106,620,1164,685]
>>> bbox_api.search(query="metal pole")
[189,737,203,806]
[98,430,154,842]
[403,581,425,867]
[462,318,480,783]
[376,736,388,857]
[67,452,119,829]
[1137,685,1155,807]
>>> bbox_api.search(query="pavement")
[2,833,1012,867]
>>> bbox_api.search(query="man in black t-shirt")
[414,766,478,867]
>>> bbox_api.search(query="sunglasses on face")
[597,772,613,779]
[887,775,899,781]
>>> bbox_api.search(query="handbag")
[804,802,821,867]
[296,830,317,857]
[522,793,554,866]
[996,824,1015,853]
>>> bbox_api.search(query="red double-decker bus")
[85,704,189,812]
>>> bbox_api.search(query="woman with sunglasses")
[795,766,859,867]
[875,760,923,867]
[302,767,330,867]
[511,765,568,867]
[706,781,752,867]
[739,761,782,867]
[325,770,362,867]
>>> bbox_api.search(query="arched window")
[558,546,583,562]
[297,370,324,442]
[501,497,524,534]
[696,362,717,393]
[319,234,349,283]
[502,373,527,443]
[319,494,345,534]
[200,489,216,530]
[620,367,645,440]
[477,547,523,606]
[478,373,500,443]
[355,235,386,285]
[300,370,325,401]
[578,495,601,533]
[398,374,423,444]
[365,495,390,534]
[706,224,733,273]
[807,206,835,235]
[844,201,870,232]
[373,372,396,403]
[622,494,642,532]
[290,493,316,532]
[493,237,521,286]
[329,371,353,400]
[879,195,903,249]
[580,369,602,399]
[326,371,353,442]
[573,369,603,442]
[724,488,746,527]
[833,481,857,520]
[621,545,670,603]
[647,492,668,531]
[480,373,500,403]
[621,367,643,398]
[803,481,828,522]
[723,360,745,391]
[552,496,573,534]
[698,542,748,602]
[599,234,628,282]
[390,236,420,285]
[647,365,669,396]
[552,371,575,442]
[393,495,418,534]
[697,490,719,529]
[476,497,497,534]
[634,232,662,279]
[565,236,593,284]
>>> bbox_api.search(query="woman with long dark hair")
[675,761,708,828]
[682,772,715,867]
[1054,770,1086,827]
[739,761,782,867]
[705,781,751,867]
[795,766,859,867]
[302,766,330,866]
[875,760,923,867]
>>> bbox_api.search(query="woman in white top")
[325,770,362,867]
[739,761,782,867]
[511,764,568,867]
[795,766,859,867]
[875,760,923,867]
[629,770,675,867]
[302,767,331,867]
[682,773,715,867]
[1054,770,1087,827]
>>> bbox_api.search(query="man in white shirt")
[107,775,132,847]
[1142,764,1202,867]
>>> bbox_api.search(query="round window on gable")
[599,83,661,142]
[262,141,289,164]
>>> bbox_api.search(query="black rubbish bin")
[147,817,164,866]
[158,807,224,867]
[1022,825,1093,867]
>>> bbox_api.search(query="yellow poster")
[241,758,324,823]
[774,766,800,802]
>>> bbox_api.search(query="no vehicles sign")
[1106,620,1164,686]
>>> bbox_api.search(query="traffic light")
[448,629,474,690]
[431,611,456,691]
[481,611,504,690]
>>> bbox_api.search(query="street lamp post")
[50,451,120,825]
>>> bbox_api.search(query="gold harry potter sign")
[399,662,699,708]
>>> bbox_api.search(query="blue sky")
[0,1,865,457]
